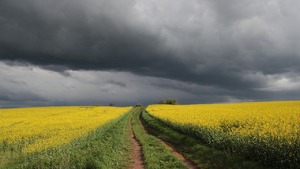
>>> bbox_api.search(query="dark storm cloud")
[1,0,300,99]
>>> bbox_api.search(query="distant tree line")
[109,103,115,106]
[134,104,143,107]
[158,99,178,105]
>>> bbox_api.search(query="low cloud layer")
[1,0,300,107]
[1,62,300,107]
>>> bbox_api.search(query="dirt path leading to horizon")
[129,115,145,169]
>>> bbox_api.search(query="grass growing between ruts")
[141,110,269,169]
[131,107,186,169]
[2,109,133,169]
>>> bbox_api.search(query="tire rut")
[155,137,198,169]
[129,115,145,169]
[137,110,198,169]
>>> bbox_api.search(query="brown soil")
[129,116,145,169]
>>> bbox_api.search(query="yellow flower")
[0,106,130,153]
[147,101,300,145]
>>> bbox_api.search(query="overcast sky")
[1,0,300,107]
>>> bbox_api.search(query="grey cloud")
[7,80,28,86]
[0,88,49,102]
[60,84,76,90]
[1,0,300,106]
[107,80,127,88]
[1,61,300,108]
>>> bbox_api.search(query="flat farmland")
[1,101,299,169]
[146,101,300,168]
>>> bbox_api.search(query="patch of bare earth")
[129,116,144,169]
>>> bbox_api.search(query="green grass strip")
[131,107,186,169]
[3,109,133,169]
[141,110,270,169]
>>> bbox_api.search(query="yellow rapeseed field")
[0,106,131,153]
[147,101,300,167]
[147,101,300,144]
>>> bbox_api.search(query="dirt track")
[129,115,145,169]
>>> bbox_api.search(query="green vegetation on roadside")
[141,110,269,169]
[131,107,186,169]
[2,109,133,169]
